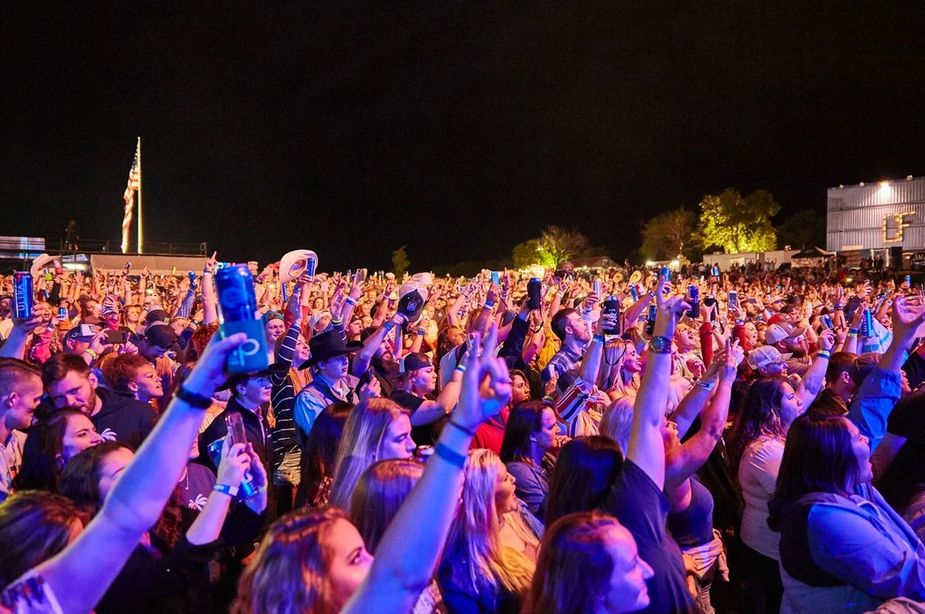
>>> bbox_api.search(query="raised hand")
[453,325,512,431]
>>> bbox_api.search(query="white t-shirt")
[738,435,785,559]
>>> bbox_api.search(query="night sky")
[3,3,924,271]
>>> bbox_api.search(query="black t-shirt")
[390,389,442,446]
[605,461,697,614]
[177,463,216,514]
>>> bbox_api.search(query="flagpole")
[136,137,143,254]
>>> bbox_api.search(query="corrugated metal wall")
[827,178,925,251]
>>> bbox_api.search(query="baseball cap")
[764,324,796,345]
[400,352,432,374]
[64,324,100,343]
[144,322,179,349]
[144,309,170,326]
[747,346,792,371]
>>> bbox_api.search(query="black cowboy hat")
[306,330,362,367]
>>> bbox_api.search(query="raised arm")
[627,279,689,490]
[796,328,836,406]
[665,341,739,491]
[579,312,617,384]
[344,326,511,614]
[352,313,406,377]
[201,253,219,325]
[32,333,247,614]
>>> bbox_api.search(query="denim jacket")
[778,483,925,613]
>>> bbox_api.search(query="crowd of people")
[2,254,925,613]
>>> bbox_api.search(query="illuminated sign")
[882,212,913,243]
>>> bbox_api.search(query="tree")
[777,209,826,250]
[539,226,590,267]
[391,245,410,276]
[699,188,779,253]
[512,239,554,268]
[640,207,698,261]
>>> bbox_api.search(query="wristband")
[484,301,496,310]
[697,380,716,391]
[175,385,213,409]
[817,350,832,360]
[434,443,467,468]
[330,316,343,326]
[384,321,396,333]
[415,328,426,336]
[83,348,99,360]
[213,484,239,497]
[454,363,467,374]
[542,394,555,403]
[593,334,606,343]
[447,418,476,436]
[345,296,358,306]
[202,271,213,276]
[848,329,859,335]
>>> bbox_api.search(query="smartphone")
[104,329,127,345]
[58,306,68,320]
[687,285,700,319]
[728,290,739,310]
[821,314,834,329]
[602,297,620,335]
[226,412,248,446]
[593,278,602,295]
[491,271,500,285]
[527,278,542,310]
[659,267,670,283]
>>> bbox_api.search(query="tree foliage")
[776,209,826,250]
[640,207,699,261]
[391,245,410,276]
[512,226,596,268]
[699,188,779,253]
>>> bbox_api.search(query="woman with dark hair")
[13,409,103,492]
[296,401,352,508]
[544,436,622,526]
[523,511,654,614]
[59,435,267,613]
[0,491,89,588]
[727,376,804,612]
[500,401,558,520]
[769,413,925,612]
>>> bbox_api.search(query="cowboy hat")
[279,249,318,283]
[30,253,57,277]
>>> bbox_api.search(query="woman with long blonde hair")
[328,398,416,509]
[597,339,642,402]
[437,449,537,613]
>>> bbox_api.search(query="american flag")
[123,142,140,204]
[121,140,140,253]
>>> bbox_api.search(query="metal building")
[827,177,925,260]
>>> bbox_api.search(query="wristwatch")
[649,335,671,354]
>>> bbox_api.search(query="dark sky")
[3,3,924,271]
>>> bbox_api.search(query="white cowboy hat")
[411,272,434,287]
[279,249,318,283]
[30,253,56,277]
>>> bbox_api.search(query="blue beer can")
[215,264,269,374]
